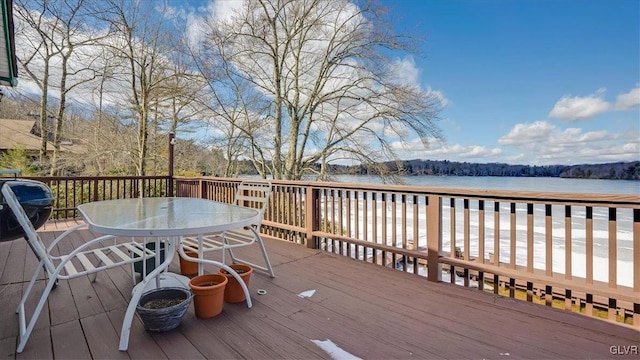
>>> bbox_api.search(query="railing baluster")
[401,194,407,261]
[354,191,360,240]
[634,209,639,292]
[450,198,456,261]
[609,208,617,288]
[608,298,617,321]
[565,205,572,280]
[586,206,594,284]
[545,285,553,307]
[545,204,552,276]
[412,195,418,255]
[363,191,368,243]
[527,203,534,273]
[338,190,344,237]
[392,194,397,250]
[372,193,378,257]
[346,190,352,239]
[464,199,470,261]
[510,203,516,269]
[479,200,485,265]
[494,202,500,266]
[565,289,572,310]
[381,193,387,266]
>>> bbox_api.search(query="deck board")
[82,312,129,360]
[106,307,168,360]
[15,327,51,360]
[50,320,91,360]
[0,221,638,359]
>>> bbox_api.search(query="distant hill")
[325,160,640,180]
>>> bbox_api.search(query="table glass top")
[77,197,260,236]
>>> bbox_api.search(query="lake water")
[330,175,639,195]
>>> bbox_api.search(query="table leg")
[119,239,177,351]
[191,258,253,309]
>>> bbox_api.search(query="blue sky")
[376,0,639,165]
[15,0,639,166]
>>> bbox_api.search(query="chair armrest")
[46,223,116,257]
[46,223,88,253]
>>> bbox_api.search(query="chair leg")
[227,228,275,278]
[255,232,275,278]
[16,259,44,314]
[16,274,59,353]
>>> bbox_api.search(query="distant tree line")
[234,159,640,180]
[346,160,640,180]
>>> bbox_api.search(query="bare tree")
[45,0,111,175]
[14,0,59,170]
[189,34,272,178]
[96,0,170,176]
[14,0,114,175]
[199,0,442,180]
[96,0,210,177]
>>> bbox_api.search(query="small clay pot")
[188,274,227,318]
[179,250,199,276]
[219,264,253,303]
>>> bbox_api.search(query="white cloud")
[326,118,638,166]
[548,89,611,121]
[497,121,555,145]
[614,87,640,110]
[389,137,503,162]
[211,0,245,22]
[185,10,210,49]
[426,87,449,107]
[391,56,448,107]
[497,121,640,165]
[392,56,421,88]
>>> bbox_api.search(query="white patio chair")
[1,184,157,353]
[180,180,275,277]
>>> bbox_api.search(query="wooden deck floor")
[0,220,638,359]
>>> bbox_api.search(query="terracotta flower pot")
[188,274,227,318]
[218,264,253,303]
[179,250,199,276]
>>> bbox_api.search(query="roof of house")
[0,119,42,151]
[0,118,83,154]
[0,0,18,87]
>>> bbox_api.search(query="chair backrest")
[234,180,271,224]
[1,184,56,275]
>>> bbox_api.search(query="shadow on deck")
[0,220,638,359]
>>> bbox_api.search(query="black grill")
[0,179,54,242]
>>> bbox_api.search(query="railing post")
[305,185,319,249]
[92,178,99,202]
[427,194,442,282]
[168,133,175,197]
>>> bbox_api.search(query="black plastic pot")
[0,179,54,242]
[132,242,167,276]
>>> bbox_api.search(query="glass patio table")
[77,197,260,351]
